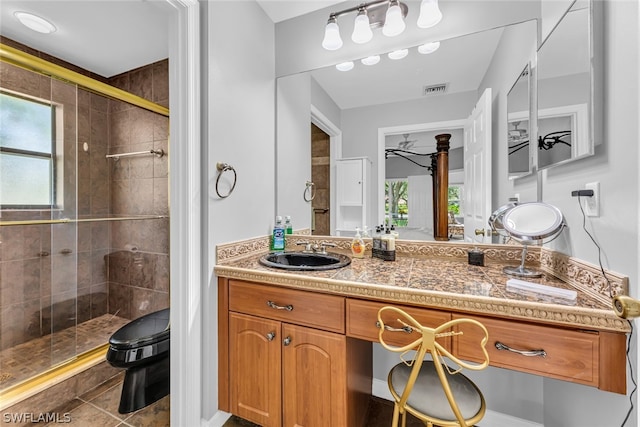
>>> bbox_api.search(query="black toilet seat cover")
[110,308,170,348]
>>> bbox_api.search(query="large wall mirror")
[276,0,600,244]
[277,19,537,243]
[536,0,601,170]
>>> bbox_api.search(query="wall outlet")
[584,182,600,217]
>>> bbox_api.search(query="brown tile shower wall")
[0,39,170,351]
[0,61,99,352]
[105,61,170,321]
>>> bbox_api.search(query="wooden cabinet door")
[282,323,347,427]
[229,313,282,427]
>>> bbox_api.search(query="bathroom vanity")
[215,236,629,427]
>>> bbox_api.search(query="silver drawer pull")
[267,300,293,311]
[283,336,292,346]
[495,341,547,358]
[376,321,413,334]
[266,331,276,341]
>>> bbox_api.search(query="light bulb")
[361,55,380,66]
[351,10,373,44]
[418,41,440,54]
[388,49,408,60]
[382,2,406,37]
[417,0,443,29]
[322,17,343,50]
[336,61,354,71]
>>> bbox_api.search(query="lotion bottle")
[351,227,365,258]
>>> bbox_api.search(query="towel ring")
[215,162,237,198]
[303,181,316,202]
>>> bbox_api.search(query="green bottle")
[270,216,286,252]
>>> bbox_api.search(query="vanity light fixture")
[14,11,57,34]
[417,0,443,28]
[382,0,406,37]
[418,41,441,54]
[324,0,439,51]
[336,61,355,71]
[322,14,343,50]
[388,49,408,60]
[361,55,381,65]
[352,7,373,44]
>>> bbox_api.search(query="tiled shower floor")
[0,314,129,390]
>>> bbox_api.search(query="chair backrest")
[377,306,490,425]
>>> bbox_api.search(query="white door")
[463,88,492,243]
[407,175,431,232]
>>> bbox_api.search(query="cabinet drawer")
[229,280,345,333]
[453,314,599,386]
[346,299,451,348]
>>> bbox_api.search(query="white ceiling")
[0,0,342,77]
[310,26,504,110]
[256,0,345,23]
[0,0,170,77]
[0,0,541,111]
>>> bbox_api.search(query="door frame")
[311,105,342,235]
[377,120,466,228]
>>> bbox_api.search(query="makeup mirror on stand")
[493,202,565,277]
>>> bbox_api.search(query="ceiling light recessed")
[361,55,381,66]
[336,61,355,71]
[418,41,441,54]
[14,11,57,34]
[388,49,408,60]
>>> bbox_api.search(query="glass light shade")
[361,55,380,66]
[351,12,373,44]
[382,4,406,37]
[418,41,440,54]
[417,0,443,29]
[14,11,56,34]
[335,61,354,71]
[322,21,343,50]
[388,49,408,60]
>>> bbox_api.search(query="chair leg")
[392,403,400,427]
[401,412,407,427]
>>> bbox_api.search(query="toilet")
[106,308,170,413]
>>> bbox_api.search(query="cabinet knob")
[475,228,486,236]
[266,331,276,341]
[283,336,292,346]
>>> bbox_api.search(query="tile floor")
[8,368,426,427]
[24,372,170,427]
[222,396,425,427]
[0,314,129,389]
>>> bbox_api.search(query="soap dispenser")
[351,228,365,258]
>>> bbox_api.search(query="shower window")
[0,90,57,209]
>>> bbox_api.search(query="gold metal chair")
[377,306,490,427]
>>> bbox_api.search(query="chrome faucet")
[296,241,336,254]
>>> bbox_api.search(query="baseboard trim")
[202,410,231,427]
[372,378,543,427]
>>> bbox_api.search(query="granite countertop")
[215,237,630,334]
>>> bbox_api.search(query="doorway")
[311,124,330,235]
